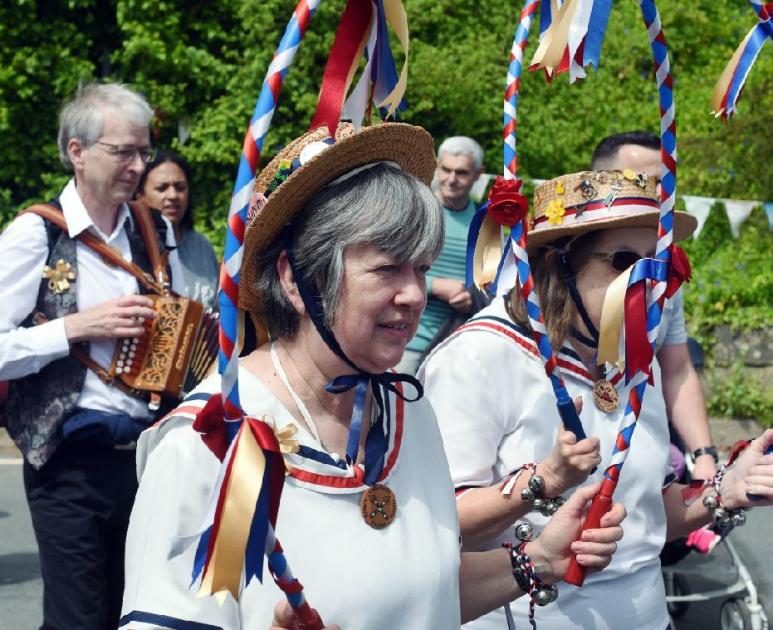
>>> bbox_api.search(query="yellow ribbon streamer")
[471,216,504,291]
[711,25,756,116]
[200,421,266,600]
[530,0,578,75]
[377,0,409,115]
[596,265,634,371]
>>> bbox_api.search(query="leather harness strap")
[22,203,168,295]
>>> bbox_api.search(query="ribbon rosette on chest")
[487,176,530,228]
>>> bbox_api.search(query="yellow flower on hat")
[555,181,565,195]
[623,169,636,180]
[546,199,565,225]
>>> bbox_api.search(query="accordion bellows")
[113,294,219,399]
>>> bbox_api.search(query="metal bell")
[515,522,534,542]
[713,507,728,521]
[532,498,546,512]
[731,510,747,527]
[703,494,719,510]
[528,475,545,495]
[534,584,558,606]
[521,487,535,502]
[543,500,559,516]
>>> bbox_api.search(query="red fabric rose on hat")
[487,176,529,227]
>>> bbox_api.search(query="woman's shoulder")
[421,297,540,375]
[179,228,218,259]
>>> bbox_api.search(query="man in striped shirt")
[397,136,483,374]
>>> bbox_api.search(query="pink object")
[685,526,721,554]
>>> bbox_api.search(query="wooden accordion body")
[112,294,219,400]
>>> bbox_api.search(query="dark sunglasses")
[592,250,644,272]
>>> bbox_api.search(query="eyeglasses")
[94,142,157,164]
[592,250,645,272]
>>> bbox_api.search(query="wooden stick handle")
[563,478,616,586]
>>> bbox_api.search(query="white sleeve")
[422,331,519,489]
[661,289,687,347]
[0,213,70,379]
[121,423,241,629]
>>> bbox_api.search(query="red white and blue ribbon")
[467,0,586,440]
[712,0,772,120]
[563,0,680,586]
[206,0,323,622]
[220,0,320,429]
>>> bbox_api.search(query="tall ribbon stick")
[220,0,320,425]
[467,0,586,440]
[210,0,325,625]
[712,0,772,120]
[564,0,678,586]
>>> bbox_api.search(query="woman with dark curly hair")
[137,149,219,310]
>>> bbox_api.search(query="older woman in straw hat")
[422,170,773,630]
[120,124,626,630]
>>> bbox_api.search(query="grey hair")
[437,136,484,170]
[256,163,444,339]
[57,82,154,171]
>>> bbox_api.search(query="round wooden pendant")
[593,379,619,413]
[359,484,397,529]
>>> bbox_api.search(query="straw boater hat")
[527,169,698,251]
[239,122,437,315]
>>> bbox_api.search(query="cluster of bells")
[513,520,559,607]
[520,474,566,517]
[703,494,747,529]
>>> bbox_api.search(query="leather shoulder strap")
[128,200,168,288]
[21,203,162,294]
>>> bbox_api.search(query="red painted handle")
[563,480,615,586]
[296,603,325,630]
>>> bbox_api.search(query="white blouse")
[122,367,462,630]
[421,297,672,630]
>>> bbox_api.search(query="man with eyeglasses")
[591,131,716,483]
[0,82,182,629]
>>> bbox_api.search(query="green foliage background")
[1,0,770,417]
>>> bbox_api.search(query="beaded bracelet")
[503,537,558,629]
[500,463,566,517]
[681,441,750,528]
[704,456,747,528]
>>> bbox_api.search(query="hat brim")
[526,209,698,252]
[240,123,437,314]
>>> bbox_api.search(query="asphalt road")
[0,459,771,630]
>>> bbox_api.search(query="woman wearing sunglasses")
[421,169,773,630]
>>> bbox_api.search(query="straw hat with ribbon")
[239,121,436,320]
[528,169,697,251]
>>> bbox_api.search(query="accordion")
[111,294,219,401]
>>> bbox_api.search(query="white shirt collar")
[59,178,134,242]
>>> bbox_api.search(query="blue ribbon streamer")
[244,454,273,584]
[540,0,555,35]
[582,0,613,69]
[373,0,407,114]
[726,23,770,111]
